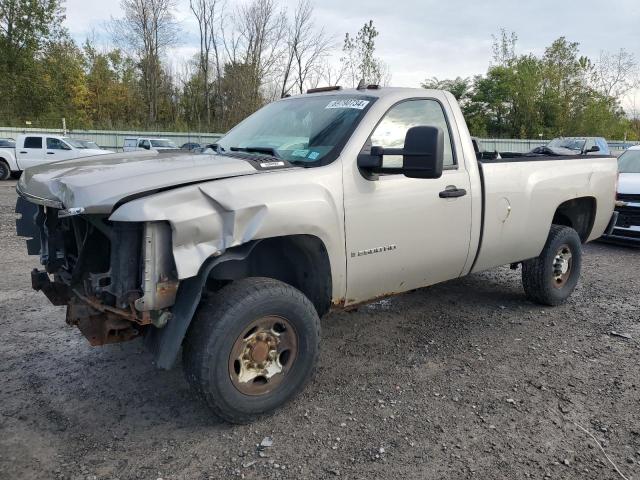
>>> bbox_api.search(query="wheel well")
[208,235,332,316]
[552,197,596,242]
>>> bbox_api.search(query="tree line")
[0,0,387,132]
[1,3,638,139]
[422,30,640,140]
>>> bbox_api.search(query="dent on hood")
[16,152,260,213]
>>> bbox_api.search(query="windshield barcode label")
[325,99,370,110]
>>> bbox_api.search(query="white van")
[123,138,179,152]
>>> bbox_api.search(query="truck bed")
[470,155,618,273]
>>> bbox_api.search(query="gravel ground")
[1,179,639,480]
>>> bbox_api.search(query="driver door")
[342,98,473,304]
[45,137,75,162]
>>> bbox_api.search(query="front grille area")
[615,206,640,229]
[612,227,640,239]
[617,193,640,203]
[17,199,143,309]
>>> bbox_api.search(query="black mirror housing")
[357,126,445,179]
[402,126,444,179]
[588,145,600,153]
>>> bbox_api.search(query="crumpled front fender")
[108,166,346,298]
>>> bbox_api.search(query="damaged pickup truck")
[15,87,618,423]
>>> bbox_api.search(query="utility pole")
[62,118,67,136]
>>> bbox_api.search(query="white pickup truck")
[15,87,617,423]
[122,137,179,151]
[0,134,111,180]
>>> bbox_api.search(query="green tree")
[451,32,634,140]
[83,42,145,129]
[341,20,388,87]
[39,39,88,127]
[421,77,471,103]
[0,0,65,122]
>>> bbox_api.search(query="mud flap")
[145,241,259,370]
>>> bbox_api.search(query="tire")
[0,160,10,181]
[182,277,320,424]
[522,225,582,306]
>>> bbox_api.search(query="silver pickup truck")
[15,87,617,423]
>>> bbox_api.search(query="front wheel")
[182,277,320,424]
[521,225,582,306]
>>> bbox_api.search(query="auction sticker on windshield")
[325,99,370,109]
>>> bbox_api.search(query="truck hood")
[82,149,112,156]
[618,172,640,195]
[17,150,265,213]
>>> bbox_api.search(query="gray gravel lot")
[1,179,639,480]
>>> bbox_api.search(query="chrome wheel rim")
[552,244,573,288]
[228,315,298,396]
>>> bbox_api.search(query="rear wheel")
[182,277,320,424]
[522,225,582,306]
[0,160,10,180]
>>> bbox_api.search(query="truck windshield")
[547,138,586,151]
[217,95,375,166]
[64,138,88,149]
[618,149,640,173]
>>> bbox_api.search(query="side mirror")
[402,126,444,179]
[587,145,600,153]
[357,126,444,179]
[143,144,150,150]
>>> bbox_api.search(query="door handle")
[19,151,27,154]
[439,186,467,198]
[47,152,55,154]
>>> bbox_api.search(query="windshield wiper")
[229,146,281,158]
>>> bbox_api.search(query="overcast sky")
[64,0,640,110]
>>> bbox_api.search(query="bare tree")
[592,48,639,99]
[236,0,287,90]
[279,0,332,97]
[112,0,178,124]
[189,0,224,127]
[491,28,517,67]
[318,58,347,87]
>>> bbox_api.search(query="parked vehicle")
[15,87,617,423]
[123,137,178,151]
[0,138,15,148]
[529,137,610,156]
[180,142,203,151]
[0,134,112,180]
[77,140,102,150]
[602,145,640,243]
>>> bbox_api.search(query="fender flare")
[0,153,19,172]
[145,241,259,370]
